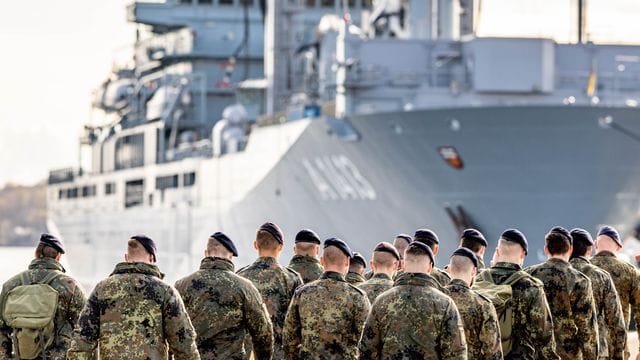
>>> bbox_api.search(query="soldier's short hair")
[35,243,59,259]
[545,232,571,255]
[295,242,318,252]
[323,245,348,265]
[405,245,430,259]
[207,236,232,257]
[449,254,474,274]
[256,229,280,250]
[372,251,396,268]
[127,238,149,258]
[570,238,590,258]
[460,238,483,253]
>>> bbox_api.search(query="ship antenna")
[577,0,586,43]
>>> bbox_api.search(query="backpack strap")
[502,270,528,286]
[40,271,63,286]
[478,270,496,284]
[19,272,32,287]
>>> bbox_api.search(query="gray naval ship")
[47,0,640,286]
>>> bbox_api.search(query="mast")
[578,0,585,43]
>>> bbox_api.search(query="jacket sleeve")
[162,287,200,360]
[358,303,382,360]
[67,287,100,360]
[440,300,468,360]
[244,285,274,360]
[479,302,503,360]
[602,273,626,360]
[50,279,87,358]
[527,285,561,360]
[283,291,302,360]
[0,282,15,360]
[574,278,599,360]
[631,268,640,354]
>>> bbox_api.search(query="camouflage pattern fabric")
[175,257,273,360]
[0,258,86,360]
[238,256,302,358]
[345,272,366,284]
[357,273,393,303]
[485,262,560,360]
[358,272,467,360]
[431,267,452,287]
[526,258,599,360]
[446,278,503,360]
[283,271,371,359]
[288,255,323,284]
[571,256,626,360]
[67,262,199,360]
[591,251,640,358]
[477,257,486,270]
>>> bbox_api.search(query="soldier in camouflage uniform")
[458,229,488,270]
[364,234,410,280]
[175,232,273,360]
[358,241,467,359]
[446,247,502,360]
[357,242,399,303]
[0,234,86,360]
[526,227,599,360]
[284,238,371,359]
[483,229,559,360]
[345,252,367,284]
[67,235,199,360]
[413,229,451,287]
[238,222,302,359]
[570,228,626,360]
[590,226,640,360]
[288,229,324,284]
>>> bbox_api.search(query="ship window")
[65,188,78,199]
[198,0,213,4]
[179,0,192,4]
[58,189,64,199]
[306,0,316,6]
[105,182,116,195]
[321,0,334,7]
[81,185,96,197]
[115,133,144,170]
[240,0,253,5]
[183,172,196,187]
[218,0,233,4]
[156,174,179,190]
[125,179,144,208]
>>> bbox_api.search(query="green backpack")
[2,271,62,359]
[472,270,528,355]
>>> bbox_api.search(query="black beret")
[374,241,401,261]
[131,234,157,261]
[259,222,284,244]
[295,229,321,244]
[407,241,435,266]
[351,252,367,268]
[570,228,594,246]
[548,226,572,245]
[451,247,479,269]
[500,229,528,255]
[460,228,488,247]
[598,225,622,247]
[394,234,412,244]
[39,233,65,254]
[323,237,353,258]
[211,232,238,257]
[414,229,439,245]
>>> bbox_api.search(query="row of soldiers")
[0,222,639,359]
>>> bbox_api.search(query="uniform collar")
[291,255,320,264]
[321,271,346,282]
[546,257,570,267]
[111,262,164,279]
[492,262,523,271]
[394,272,440,288]
[28,257,66,272]
[256,256,279,265]
[569,256,590,265]
[200,257,234,272]
[347,271,366,282]
[371,273,392,281]
[448,278,470,289]
[594,250,616,258]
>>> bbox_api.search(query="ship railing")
[340,66,460,90]
[556,70,640,96]
[48,168,81,185]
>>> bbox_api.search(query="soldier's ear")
[253,240,258,250]
[433,244,439,256]
[124,253,129,262]
[204,249,209,257]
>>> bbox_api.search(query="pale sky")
[0,0,639,186]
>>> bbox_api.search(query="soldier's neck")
[548,253,570,262]
[257,251,280,259]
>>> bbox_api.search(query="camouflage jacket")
[526,258,599,360]
[357,273,393,303]
[358,272,467,360]
[238,256,302,358]
[0,258,86,360]
[446,278,503,360]
[67,262,199,360]
[570,256,626,360]
[432,267,452,287]
[283,271,371,359]
[345,272,366,284]
[288,255,323,284]
[175,257,273,360]
[590,251,640,355]
[485,262,559,360]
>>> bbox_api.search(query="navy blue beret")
[323,237,353,258]
[414,229,439,245]
[131,234,157,261]
[547,226,572,245]
[374,241,401,261]
[211,232,238,257]
[394,234,412,244]
[570,228,594,246]
[39,233,65,254]
[295,229,321,244]
[259,222,284,244]
[598,225,622,247]
[500,229,528,255]
[351,252,367,268]
[451,247,479,269]
[407,241,435,266]
[460,228,488,247]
